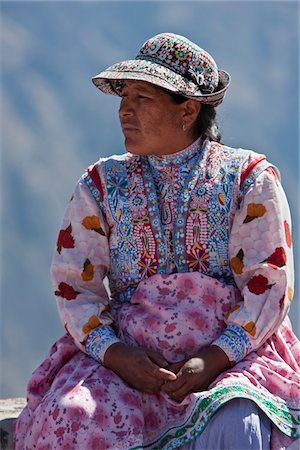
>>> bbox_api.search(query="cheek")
[140,112,163,136]
[143,109,180,137]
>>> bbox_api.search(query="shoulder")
[208,140,266,164]
[79,152,139,203]
[87,152,139,175]
[209,141,278,174]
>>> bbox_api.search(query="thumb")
[145,350,177,381]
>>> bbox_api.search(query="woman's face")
[118,80,197,156]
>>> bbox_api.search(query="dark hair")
[169,92,222,143]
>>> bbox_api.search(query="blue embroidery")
[86,326,120,363]
[213,324,253,363]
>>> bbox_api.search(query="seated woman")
[14,33,300,450]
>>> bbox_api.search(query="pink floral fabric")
[14,140,300,449]
[14,272,299,449]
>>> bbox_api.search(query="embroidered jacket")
[51,139,294,364]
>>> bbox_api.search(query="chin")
[124,140,152,156]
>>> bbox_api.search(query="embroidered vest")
[83,141,274,303]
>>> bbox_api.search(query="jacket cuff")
[85,326,120,363]
[212,324,253,364]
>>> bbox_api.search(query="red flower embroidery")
[57,224,75,254]
[279,295,285,309]
[247,275,273,295]
[263,247,287,268]
[284,220,292,248]
[55,282,79,300]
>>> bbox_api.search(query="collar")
[146,137,202,169]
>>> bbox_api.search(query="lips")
[121,122,139,132]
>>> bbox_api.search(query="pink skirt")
[14,272,300,449]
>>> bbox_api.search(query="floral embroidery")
[82,215,105,235]
[55,282,79,301]
[187,243,209,272]
[243,203,267,223]
[213,324,252,362]
[263,247,287,268]
[243,321,257,337]
[82,140,274,301]
[230,249,244,275]
[81,258,94,282]
[85,326,120,362]
[279,295,285,309]
[56,224,75,254]
[82,315,101,334]
[247,275,274,295]
[16,139,299,448]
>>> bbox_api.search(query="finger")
[152,366,177,381]
[166,362,182,374]
[168,390,189,403]
[146,350,169,368]
[161,376,185,393]
[167,382,191,402]
[143,357,177,381]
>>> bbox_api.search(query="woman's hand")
[162,345,231,402]
[103,342,177,394]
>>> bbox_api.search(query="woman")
[14,32,299,450]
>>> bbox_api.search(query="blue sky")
[1,0,299,397]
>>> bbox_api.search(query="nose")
[119,97,134,118]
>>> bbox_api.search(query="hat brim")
[92,59,230,107]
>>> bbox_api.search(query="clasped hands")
[103,342,231,403]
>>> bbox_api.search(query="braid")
[195,104,222,143]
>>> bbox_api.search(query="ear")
[182,100,201,131]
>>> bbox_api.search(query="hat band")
[135,55,213,94]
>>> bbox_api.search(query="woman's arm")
[212,168,294,363]
[163,168,294,401]
[52,173,176,392]
[51,177,120,357]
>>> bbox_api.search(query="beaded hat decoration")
[92,33,230,107]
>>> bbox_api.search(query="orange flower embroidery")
[243,203,266,223]
[81,258,94,282]
[284,220,292,248]
[243,321,256,337]
[82,215,105,235]
[288,287,293,301]
[231,249,244,275]
[82,315,101,334]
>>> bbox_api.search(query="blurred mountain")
[1,1,299,397]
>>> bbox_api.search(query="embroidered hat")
[92,33,230,107]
